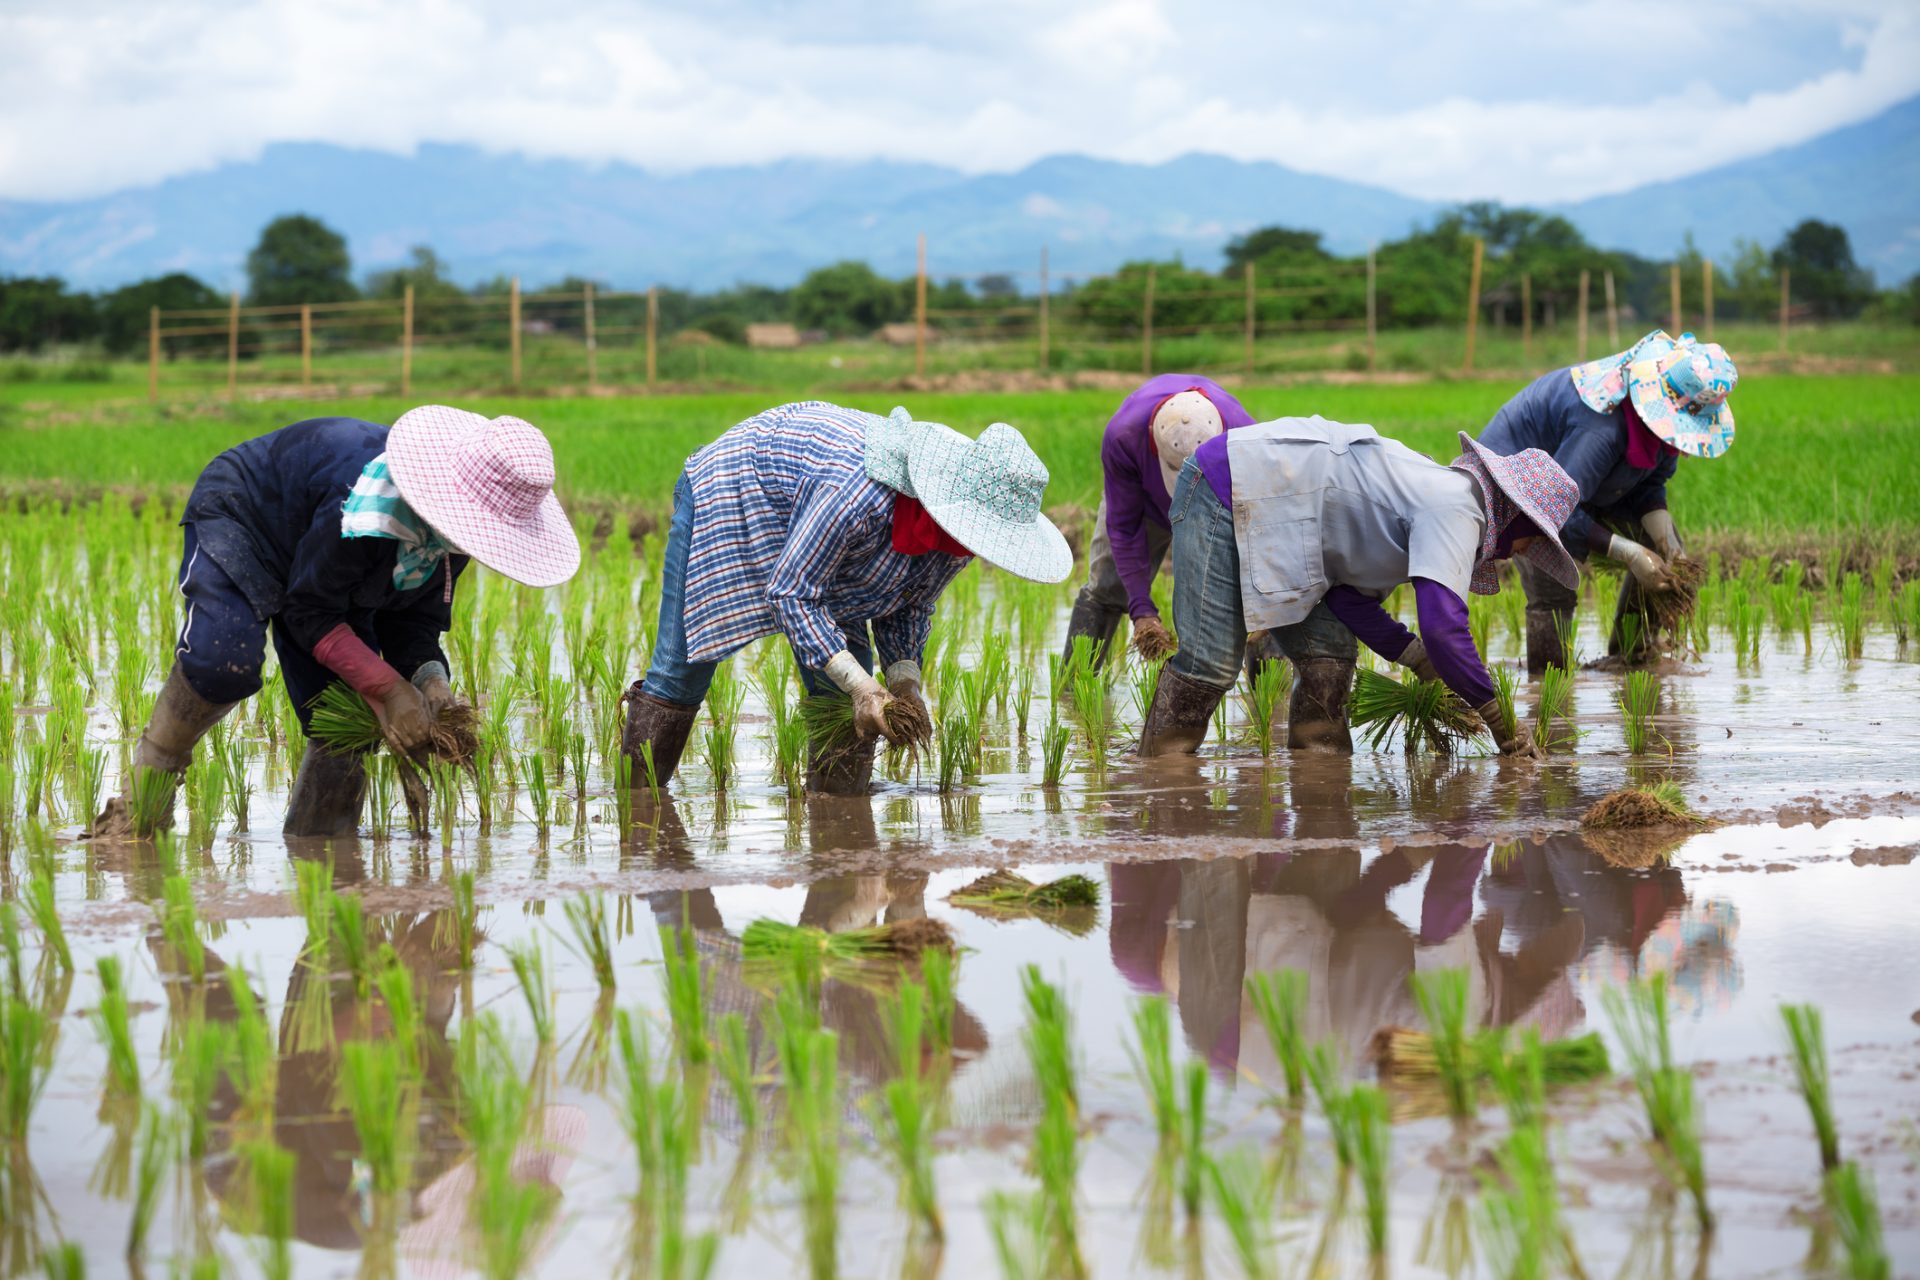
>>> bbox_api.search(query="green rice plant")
[67,747,106,834]
[1476,1123,1581,1280]
[922,946,956,1054]
[1012,660,1035,739]
[1781,1003,1839,1172]
[1241,658,1290,758]
[1040,705,1070,787]
[126,1102,172,1259]
[449,868,479,968]
[226,965,276,1124]
[1485,1028,1548,1131]
[1831,572,1867,661]
[520,752,551,833]
[159,875,206,983]
[127,764,177,837]
[365,752,398,838]
[936,698,976,792]
[0,904,20,1002]
[1304,1041,1352,1167]
[170,1019,230,1160]
[1825,1162,1889,1280]
[1207,1147,1277,1280]
[1589,570,1621,634]
[765,686,808,798]
[374,948,422,1078]
[1246,968,1309,1109]
[1350,667,1482,754]
[742,916,952,969]
[1726,582,1763,667]
[875,1070,943,1241]
[23,871,70,975]
[1533,664,1579,751]
[658,922,709,1067]
[985,1190,1051,1280]
[1348,1084,1393,1256]
[338,1037,418,1197]
[948,870,1100,911]
[328,890,372,996]
[456,1016,553,1280]
[507,938,554,1042]
[1069,665,1110,773]
[701,666,745,792]
[92,956,140,1099]
[1410,967,1476,1119]
[1,995,49,1141]
[774,1004,842,1280]
[183,752,225,846]
[1177,1059,1208,1220]
[1020,965,1084,1277]
[561,891,617,994]
[244,1139,296,1280]
[1602,975,1711,1232]
[1897,580,1920,653]
[1490,664,1520,744]
[1871,559,1895,624]
[1127,655,1165,727]
[292,857,333,967]
[39,1242,84,1280]
[1127,996,1178,1145]
[1618,669,1661,755]
[713,1011,757,1136]
[982,629,1013,718]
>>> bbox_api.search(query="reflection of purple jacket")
[1101,374,1255,617]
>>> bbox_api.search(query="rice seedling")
[948,869,1099,910]
[449,868,479,967]
[1617,669,1661,755]
[1373,1026,1609,1090]
[169,1019,230,1160]
[1178,1058,1208,1220]
[127,764,178,837]
[774,1005,842,1280]
[374,948,422,1077]
[713,1011,758,1136]
[1602,975,1712,1232]
[1350,667,1482,754]
[40,1242,84,1280]
[1246,968,1310,1108]
[1646,556,1706,639]
[802,688,931,758]
[1726,582,1763,667]
[458,1019,554,1280]
[1349,1084,1393,1256]
[0,905,20,1003]
[244,1139,296,1280]
[1,995,49,1141]
[67,746,106,834]
[1589,569,1621,634]
[875,1069,943,1242]
[1825,1162,1890,1280]
[1476,1123,1582,1280]
[507,938,554,1042]
[1533,663,1579,751]
[1897,580,1920,653]
[519,752,551,833]
[92,956,140,1099]
[328,890,373,996]
[1021,965,1084,1277]
[158,875,207,983]
[922,946,956,1054]
[1781,1003,1839,1172]
[1489,663,1520,744]
[1127,654,1165,726]
[1070,665,1111,773]
[225,965,277,1124]
[658,922,709,1067]
[1305,1042,1353,1166]
[741,915,953,968]
[1207,1147,1278,1280]
[764,685,808,799]
[561,891,618,993]
[1410,968,1476,1119]
[701,667,745,792]
[1831,572,1867,661]
[1013,660,1035,739]
[126,1102,172,1259]
[1127,996,1178,1145]
[985,1190,1051,1280]
[292,857,333,965]
[308,680,479,761]
[1040,705,1070,787]
[23,872,70,975]
[338,1036,419,1197]
[1484,1028,1548,1131]
[1241,658,1290,758]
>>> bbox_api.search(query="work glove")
[1608,533,1674,594]
[1131,613,1178,662]
[825,650,894,741]
[411,661,459,718]
[883,661,934,746]
[1397,636,1443,685]
[1641,509,1685,561]
[370,679,433,757]
[1476,698,1544,760]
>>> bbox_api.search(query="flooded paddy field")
[4,505,1920,1277]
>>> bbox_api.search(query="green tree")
[0,276,96,352]
[1222,226,1330,273]
[365,246,472,337]
[94,272,223,355]
[246,214,356,307]
[791,260,909,336]
[1772,219,1873,319]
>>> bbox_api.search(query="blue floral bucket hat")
[1570,330,1738,458]
[908,422,1072,583]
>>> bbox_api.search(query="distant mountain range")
[2,96,1915,293]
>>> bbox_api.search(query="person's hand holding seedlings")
[410,660,460,719]
[1480,700,1545,760]
[883,660,934,744]
[1609,531,1674,594]
[1641,508,1685,560]
[828,651,895,740]
[1131,614,1177,662]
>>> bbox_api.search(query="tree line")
[0,207,1906,356]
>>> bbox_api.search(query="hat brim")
[386,412,582,588]
[909,453,1073,583]
[1626,362,1735,459]
[1454,432,1581,594]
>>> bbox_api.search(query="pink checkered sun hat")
[1449,432,1581,595]
[385,405,581,587]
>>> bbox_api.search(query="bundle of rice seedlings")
[801,690,932,755]
[1581,780,1706,830]
[307,682,479,762]
[1646,556,1705,637]
[1371,1026,1610,1087]
[1349,668,1484,755]
[946,870,1101,911]
[740,915,954,966]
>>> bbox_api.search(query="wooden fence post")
[1604,270,1619,347]
[1037,246,1049,373]
[1669,262,1681,334]
[1702,259,1715,341]
[509,277,522,389]
[300,303,313,392]
[226,292,240,400]
[1521,272,1533,365]
[1141,265,1156,376]
[1243,261,1255,377]
[1779,267,1791,353]
[400,285,414,396]
[1576,269,1590,362]
[1366,248,1378,374]
[584,282,597,390]
[1462,238,1484,373]
[147,305,159,403]
[914,234,928,380]
[646,286,659,389]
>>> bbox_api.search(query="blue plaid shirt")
[682,401,968,671]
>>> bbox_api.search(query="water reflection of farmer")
[87,408,578,839]
[1061,375,1256,669]
[1138,418,1580,760]
[1477,331,1738,669]
[622,402,1069,797]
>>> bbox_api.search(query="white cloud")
[0,0,1915,203]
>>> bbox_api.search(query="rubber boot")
[1287,657,1354,753]
[1138,666,1227,757]
[1060,594,1126,672]
[283,741,368,838]
[1525,605,1573,675]
[621,682,701,791]
[86,662,239,839]
[806,735,877,796]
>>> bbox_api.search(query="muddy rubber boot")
[621,682,701,791]
[1060,594,1126,672]
[1287,658,1354,753]
[806,735,877,796]
[1525,605,1573,675]
[1138,666,1227,757]
[86,662,239,839]
[283,741,368,838]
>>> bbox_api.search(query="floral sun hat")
[908,422,1072,583]
[1449,432,1581,594]
[1570,330,1737,458]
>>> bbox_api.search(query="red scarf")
[1623,399,1678,470]
[892,494,972,558]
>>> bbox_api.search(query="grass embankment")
[1,373,1917,566]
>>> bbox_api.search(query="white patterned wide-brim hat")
[908,422,1072,583]
[386,405,581,587]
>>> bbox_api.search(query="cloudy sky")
[3,0,1916,204]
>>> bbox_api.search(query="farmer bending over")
[1479,330,1736,670]
[1062,374,1255,669]
[1138,418,1580,760]
[623,401,1069,796]
[88,408,578,839]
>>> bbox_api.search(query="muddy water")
[16,610,1920,1276]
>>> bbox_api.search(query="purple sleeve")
[1322,586,1416,662]
[1101,427,1160,618]
[1413,578,1496,708]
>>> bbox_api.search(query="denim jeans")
[641,473,870,707]
[1166,459,1356,691]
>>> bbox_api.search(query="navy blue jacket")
[1477,369,1676,559]
[180,418,467,675]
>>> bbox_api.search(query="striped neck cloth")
[340,452,453,590]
